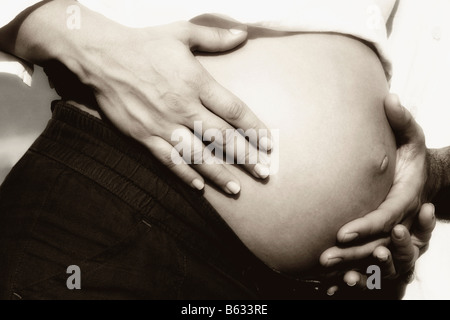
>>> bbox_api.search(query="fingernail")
[259,136,273,151]
[229,28,245,35]
[393,227,404,240]
[254,163,270,179]
[347,281,357,287]
[192,179,205,191]
[325,257,342,267]
[378,255,389,262]
[226,181,241,195]
[327,287,338,296]
[342,232,358,243]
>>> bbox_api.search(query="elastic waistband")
[31,100,328,299]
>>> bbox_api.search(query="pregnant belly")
[196,32,396,274]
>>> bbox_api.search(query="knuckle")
[162,93,200,121]
[397,262,415,276]
[159,148,178,169]
[191,145,204,163]
[127,119,151,141]
[382,217,396,234]
[226,101,246,122]
[162,92,185,113]
[217,126,231,146]
[123,106,159,140]
[420,244,430,255]
[410,197,421,213]
[198,77,216,98]
[247,118,261,132]
[403,113,414,129]
[207,166,228,183]
[128,126,146,141]
[236,144,250,164]
[184,69,208,90]
[174,21,192,41]
[223,127,238,147]
[211,28,225,43]
[394,250,414,264]
[416,125,426,144]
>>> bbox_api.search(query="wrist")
[45,3,133,90]
[426,147,450,200]
[2,0,131,89]
[59,18,132,90]
[1,0,79,63]
[436,147,450,188]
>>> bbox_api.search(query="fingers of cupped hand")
[373,246,397,279]
[413,203,436,245]
[343,270,368,289]
[337,185,419,243]
[320,237,390,268]
[327,271,367,296]
[336,209,397,244]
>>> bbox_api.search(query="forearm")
[427,147,450,199]
[0,0,130,86]
[428,147,450,221]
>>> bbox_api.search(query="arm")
[324,202,435,299]
[427,147,450,219]
[328,94,448,252]
[0,0,272,194]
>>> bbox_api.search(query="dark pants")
[0,101,329,300]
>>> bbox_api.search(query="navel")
[380,155,389,173]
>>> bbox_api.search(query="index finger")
[411,203,436,246]
[410,203,436,257]
[390,225,417,275]
[337,181,418,243]
[199,79,273,151]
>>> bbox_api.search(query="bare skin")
[192,29,396,274]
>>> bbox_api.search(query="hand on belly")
[195,30,396,275]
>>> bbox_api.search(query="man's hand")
[343,203,435,286]
[337,94,428,244]
[324,203,436,298]
[0,0,272,195]
[320,94,433,269]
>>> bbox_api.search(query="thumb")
[186,22,248,53]
[384,93,424,144]
[391,225,417,275]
